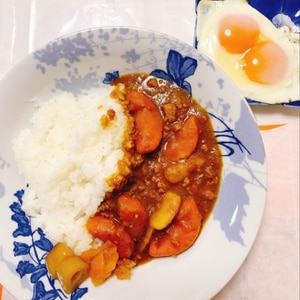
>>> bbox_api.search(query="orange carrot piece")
[127,90,157,112]
[117,193,149,239]
[164,115,199,162]
[148,196,202,257]
[81,247,102,264]
[86,215,134,259]
[126,90,163,154]
[89,241,119,286]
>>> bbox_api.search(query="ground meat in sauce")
[93,72,222,262]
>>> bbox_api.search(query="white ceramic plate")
[0,27,266,300]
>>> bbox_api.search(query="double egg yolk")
[218,14,289,85]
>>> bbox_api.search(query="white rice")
[12,86,129,254]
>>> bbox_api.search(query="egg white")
[196,0,299,104]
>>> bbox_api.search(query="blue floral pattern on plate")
[0,27,267,300]
[10,189,88,300]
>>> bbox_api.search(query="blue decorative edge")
[104,50,198,95]
[10,188,88,300]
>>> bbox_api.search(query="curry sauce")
[89,73,223,261]
[45,72,223,293]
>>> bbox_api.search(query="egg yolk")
[218,14,260,54]
[242,41,289,84]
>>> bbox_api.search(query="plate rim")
[0,26,267,300]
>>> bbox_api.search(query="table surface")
[0,1,299,299]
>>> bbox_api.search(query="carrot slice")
[117,193,149,239]
[126,90,163,154]
[164,115,199,162]
[89,241,119,286]
[81,247,103,264]
[149,196,202,257]
[86,215,134,258]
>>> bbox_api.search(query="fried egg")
[196,0,299,104]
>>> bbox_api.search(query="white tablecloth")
[0,1,299,299]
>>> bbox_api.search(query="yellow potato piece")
[56,256,89,294]
[150,191,181,230]
[45,242,74,279]
[164,163,188,183]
